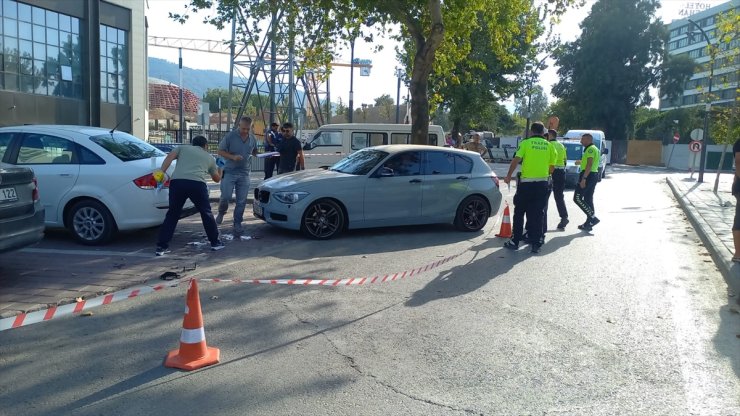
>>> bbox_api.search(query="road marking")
[19,247,152,258]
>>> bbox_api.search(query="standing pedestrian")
[503,122,556,253]
[732,137,740,262]
[264,122,282,179]
[155,135,224,256]
[276,122,304,174]
[547,129,569,231]
[216,116,258,237]
[574,133,600,231]
[464,133,488,157]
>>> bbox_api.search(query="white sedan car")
[0,125,196,245]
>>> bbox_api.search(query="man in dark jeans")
[276,122,304,174]
[264,122,282,179]
[155,135,224,256]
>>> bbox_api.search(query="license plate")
[253,202,263,217]
[0,187,17,202]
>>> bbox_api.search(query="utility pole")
[348,36,355,123]
[395,68,402,124]
[178,47,184,142]
[688,18,714,183]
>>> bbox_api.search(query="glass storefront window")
[100,23,128,105]
[0,1,81,98]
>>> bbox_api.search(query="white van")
[301,123,446,169]
[562,129,610,180]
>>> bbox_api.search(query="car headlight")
[272,191,309,204]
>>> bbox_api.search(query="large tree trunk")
[405,0,445,145]
[409,77,431,144]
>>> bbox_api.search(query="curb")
[666,177,740,295]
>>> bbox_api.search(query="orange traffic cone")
[165,279,220,371]
[495,203,512,238]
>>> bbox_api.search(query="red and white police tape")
[0,253,462,332]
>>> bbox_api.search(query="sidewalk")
[667,171,740,295]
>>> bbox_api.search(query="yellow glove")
[153,170,165,183]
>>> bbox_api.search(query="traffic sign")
[690,128,704,141]
[689,140,702,153]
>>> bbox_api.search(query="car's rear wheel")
[301,199,345,240]
[454,195,490,232]
[67,200,116,245]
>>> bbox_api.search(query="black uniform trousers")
[264,155,279,179]
[573,171,598,220]
[541,169,568,234]
[513,181,549,245]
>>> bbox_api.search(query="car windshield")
[329,149,388,175]
[90,132,165,161]
[564,143,583,160]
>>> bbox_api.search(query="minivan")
[301,123,445,169]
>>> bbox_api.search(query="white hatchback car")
[253,145,502,239]
[0,125,196,245]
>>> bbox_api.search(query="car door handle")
[456,176,469,180]
[409,179,422,183]
[59,174,73,177]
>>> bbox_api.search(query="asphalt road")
[1,165,739,415]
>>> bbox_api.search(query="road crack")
[282,300,481,415]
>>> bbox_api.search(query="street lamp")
[688,18,714,183]
[348,35,356,123]
[524,56,547,138]
[395,67,403,124]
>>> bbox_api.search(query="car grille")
[254,188,270,203]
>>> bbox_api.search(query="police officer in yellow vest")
[503,122,556,253]
[574,133,600,231]
[547,129,569,231]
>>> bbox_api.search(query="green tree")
[546,99,584,134]
[514,85,548,123]
[335,96,347,118]
[374,93,395,122]
[426,10,534,139]
[173,0,575,145]
[552,0,695,148]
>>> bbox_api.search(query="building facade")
[660,1,739,111]
[0,0,147,137]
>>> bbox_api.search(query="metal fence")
[148,128,266,172]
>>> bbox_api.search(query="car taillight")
[491,174,500,188]
[32,177,39,201]
[133,173,170,190]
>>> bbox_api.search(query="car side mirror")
[303,142,315,151]
[377,167,394,177]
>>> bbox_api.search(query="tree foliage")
[202,87,263,115]
[552,0,694,141]
[514,85,549,122]
[173,0,576,144]
[424,10,536,138]
[706,9,739,145]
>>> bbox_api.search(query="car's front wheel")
[67,199,116,245]
[454,195,490,232]
[301,199,345,239]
